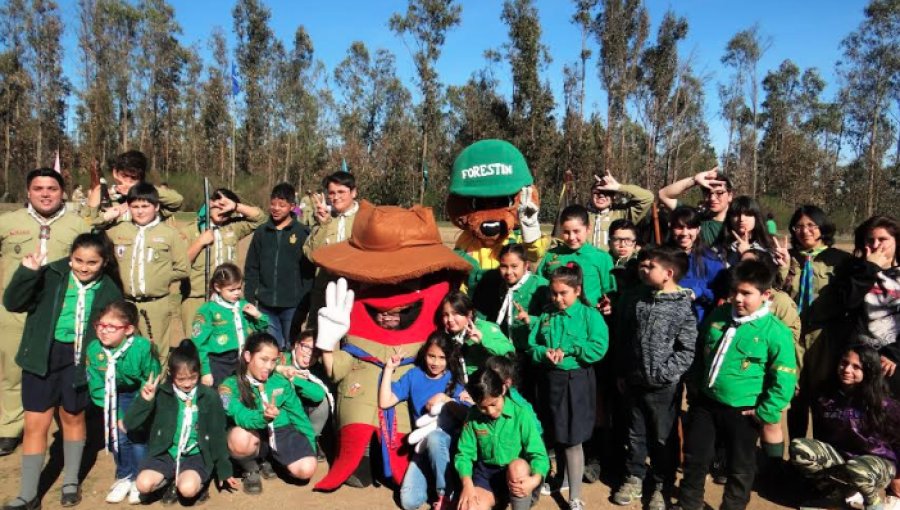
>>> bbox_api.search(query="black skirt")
[543,366,597,445]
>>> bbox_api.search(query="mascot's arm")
[523,235,550,265]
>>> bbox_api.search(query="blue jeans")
[400,428,453,510]
[112,391,147,480]
[260,305,297,350]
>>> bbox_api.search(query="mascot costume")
[312,201,471,490]
[447,139,549,288]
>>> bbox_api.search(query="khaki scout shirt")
[182,210,266,298]
[0,207,90,290]
[107,221,189,299]
[81,185,184,226]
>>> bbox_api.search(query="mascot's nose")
[480,221,503,237]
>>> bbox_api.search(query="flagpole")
[230,61,237,190]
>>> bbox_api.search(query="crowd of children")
[0,158,899,510]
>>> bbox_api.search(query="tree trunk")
[419,129,428,205]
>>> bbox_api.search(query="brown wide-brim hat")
[313,200,472,284]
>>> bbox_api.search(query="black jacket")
[244,217,315,308]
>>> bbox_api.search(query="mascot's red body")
[311,201,470,490]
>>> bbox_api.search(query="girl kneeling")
[223,333,317,494]
[127,340,236,504]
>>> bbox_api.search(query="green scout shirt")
[454,395,549,478]
[53,274,100,343]
[85,335,160,415]
[508,387,543,436]
[106,220,189,299]
[219,372,316,449]
[527,300,609,371]
[182,211,266,299]
[697,305,798,424]
[168,397,200,458]
[279,352,327,404]
[463,318,515,375]
[192,298,269,376]
[588,184,654,251]
[536,243,616,306]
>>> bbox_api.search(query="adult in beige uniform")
[303,172,359,327]
[102,183,188,360]
[181,188,265,336]
[0,168,89,454]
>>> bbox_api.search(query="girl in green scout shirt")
[536,205,616,313]
[127,340,237,505]
[2,232,123,510]
[440,290,515,376]
[526,264,609,510]
[85,301,160,504]
[192,263,268,388]
[222,333,317,495]
[454,368,548,510]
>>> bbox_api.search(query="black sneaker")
[160,485,178,506]
[2,497,40,510]
[259,461,277,480]
[193,488,210,506]
[243,471,262,495]
[0,437,19,457]
[59,485,81,507]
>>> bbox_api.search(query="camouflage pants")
[789,438,896,505]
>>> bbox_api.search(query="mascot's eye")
[470,196,514,210]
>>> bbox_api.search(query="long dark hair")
[836,345,899,441]
[667,206,714,278]
[853,215,899,265]
[70,232,122,289]
[789,205,836,249]
[716,196,775,253]
[416,331,465,396]
[237,333,279,408]
[168,339,202,381]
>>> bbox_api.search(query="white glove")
[315,278,354,351]
[408,417,438,448]
[517,185,541,243]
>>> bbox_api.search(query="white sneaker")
[846,492,864,510]
[127,482,141,505]
[106,477,133,503]
[885,495,900,510]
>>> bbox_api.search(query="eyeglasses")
[791,224,820,233]
[296,344,314,353]
[95,322,128,332]
[611,237,636,245]
[704,190,729,198]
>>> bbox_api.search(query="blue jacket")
[679,249,727,323]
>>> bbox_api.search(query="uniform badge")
[116,245,126,258]
[289,233,297,244]
[219,385,232,407]
[217,334,228,346]
[98,353,106,362]
[214,313,221,321]
[741,359,751,371]
[273,388,284,397]
[13,245,20,254]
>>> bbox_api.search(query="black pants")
[624,383,679,485]
[679,396,759,510]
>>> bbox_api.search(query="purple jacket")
[813,390,900,464]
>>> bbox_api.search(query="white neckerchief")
[497,272,531,326]
[335,201,359,243]
[593,209,609,248]
[212,294,245,353]
[72,275,100,366]
[103,336,134,453]
[26,203,67,262]
[707,302,771,388]
[173,384,199,479]
[212,226,224,268]
[130,216,161,296]
[292,356,334,413]
[246,375,277,451]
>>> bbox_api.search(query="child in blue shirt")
[379,332,470,510]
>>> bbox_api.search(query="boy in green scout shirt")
[181,188,266,337]
[455,368,548,510]
[536,204,616,309]
[84,301,160,504]
[221,333,317,494]
[192,263,268,388]
[588,173,654,251]
[104,183,189,360]
[0,168,90,452]
[678,259,798,510]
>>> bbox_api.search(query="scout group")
[0,139,897,510]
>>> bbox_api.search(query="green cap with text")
[449,139,533,197]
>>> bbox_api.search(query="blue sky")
[56,0,869,155]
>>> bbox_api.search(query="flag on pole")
[231,63,240,96]
[53,149,61,174]
[341,158,349,173]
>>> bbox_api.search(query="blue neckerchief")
[341,343,415,478]
[797,247,825,313]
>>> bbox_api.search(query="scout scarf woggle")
[26,203,67,262]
